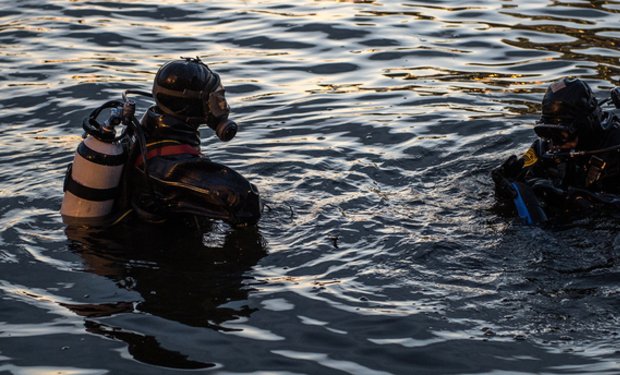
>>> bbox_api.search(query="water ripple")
[1,0,620,373]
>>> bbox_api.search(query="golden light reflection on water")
[1,2,620,372]
[68,75,148,83]
[4,0,619,104]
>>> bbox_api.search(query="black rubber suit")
[492,78,620,223]
[118,58,261,226]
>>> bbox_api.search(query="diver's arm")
[492,155,524,199]
[492,140,544,199]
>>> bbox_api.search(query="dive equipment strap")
[511,182,548,225]
[134,143,201,167]
[77,142,127,166]
[63,164,119,202]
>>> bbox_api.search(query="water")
[1,0,620,373]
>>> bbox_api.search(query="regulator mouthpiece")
[215,119,238,142]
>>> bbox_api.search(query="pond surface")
[1,0,620,373]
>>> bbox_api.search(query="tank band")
[63,165,119,202]
[78,142,127,166]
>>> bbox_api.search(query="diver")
[61,57,262,227]
[492,77,620,224]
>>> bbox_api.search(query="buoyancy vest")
[125,107,262,226]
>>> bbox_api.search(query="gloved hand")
[493,155,523,180]
[491,155,524,199]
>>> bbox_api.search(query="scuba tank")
[60,100,135,225]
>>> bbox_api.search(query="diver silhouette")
[492,78,620,225]
[61,57,261,228]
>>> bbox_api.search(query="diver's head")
[152,57,231,127]
[534,77,603,148]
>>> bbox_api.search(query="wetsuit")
[117,106,261,226]
[492,120,620,219]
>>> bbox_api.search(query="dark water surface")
[1,0,620,373]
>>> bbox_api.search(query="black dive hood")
[141,106,202,147]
